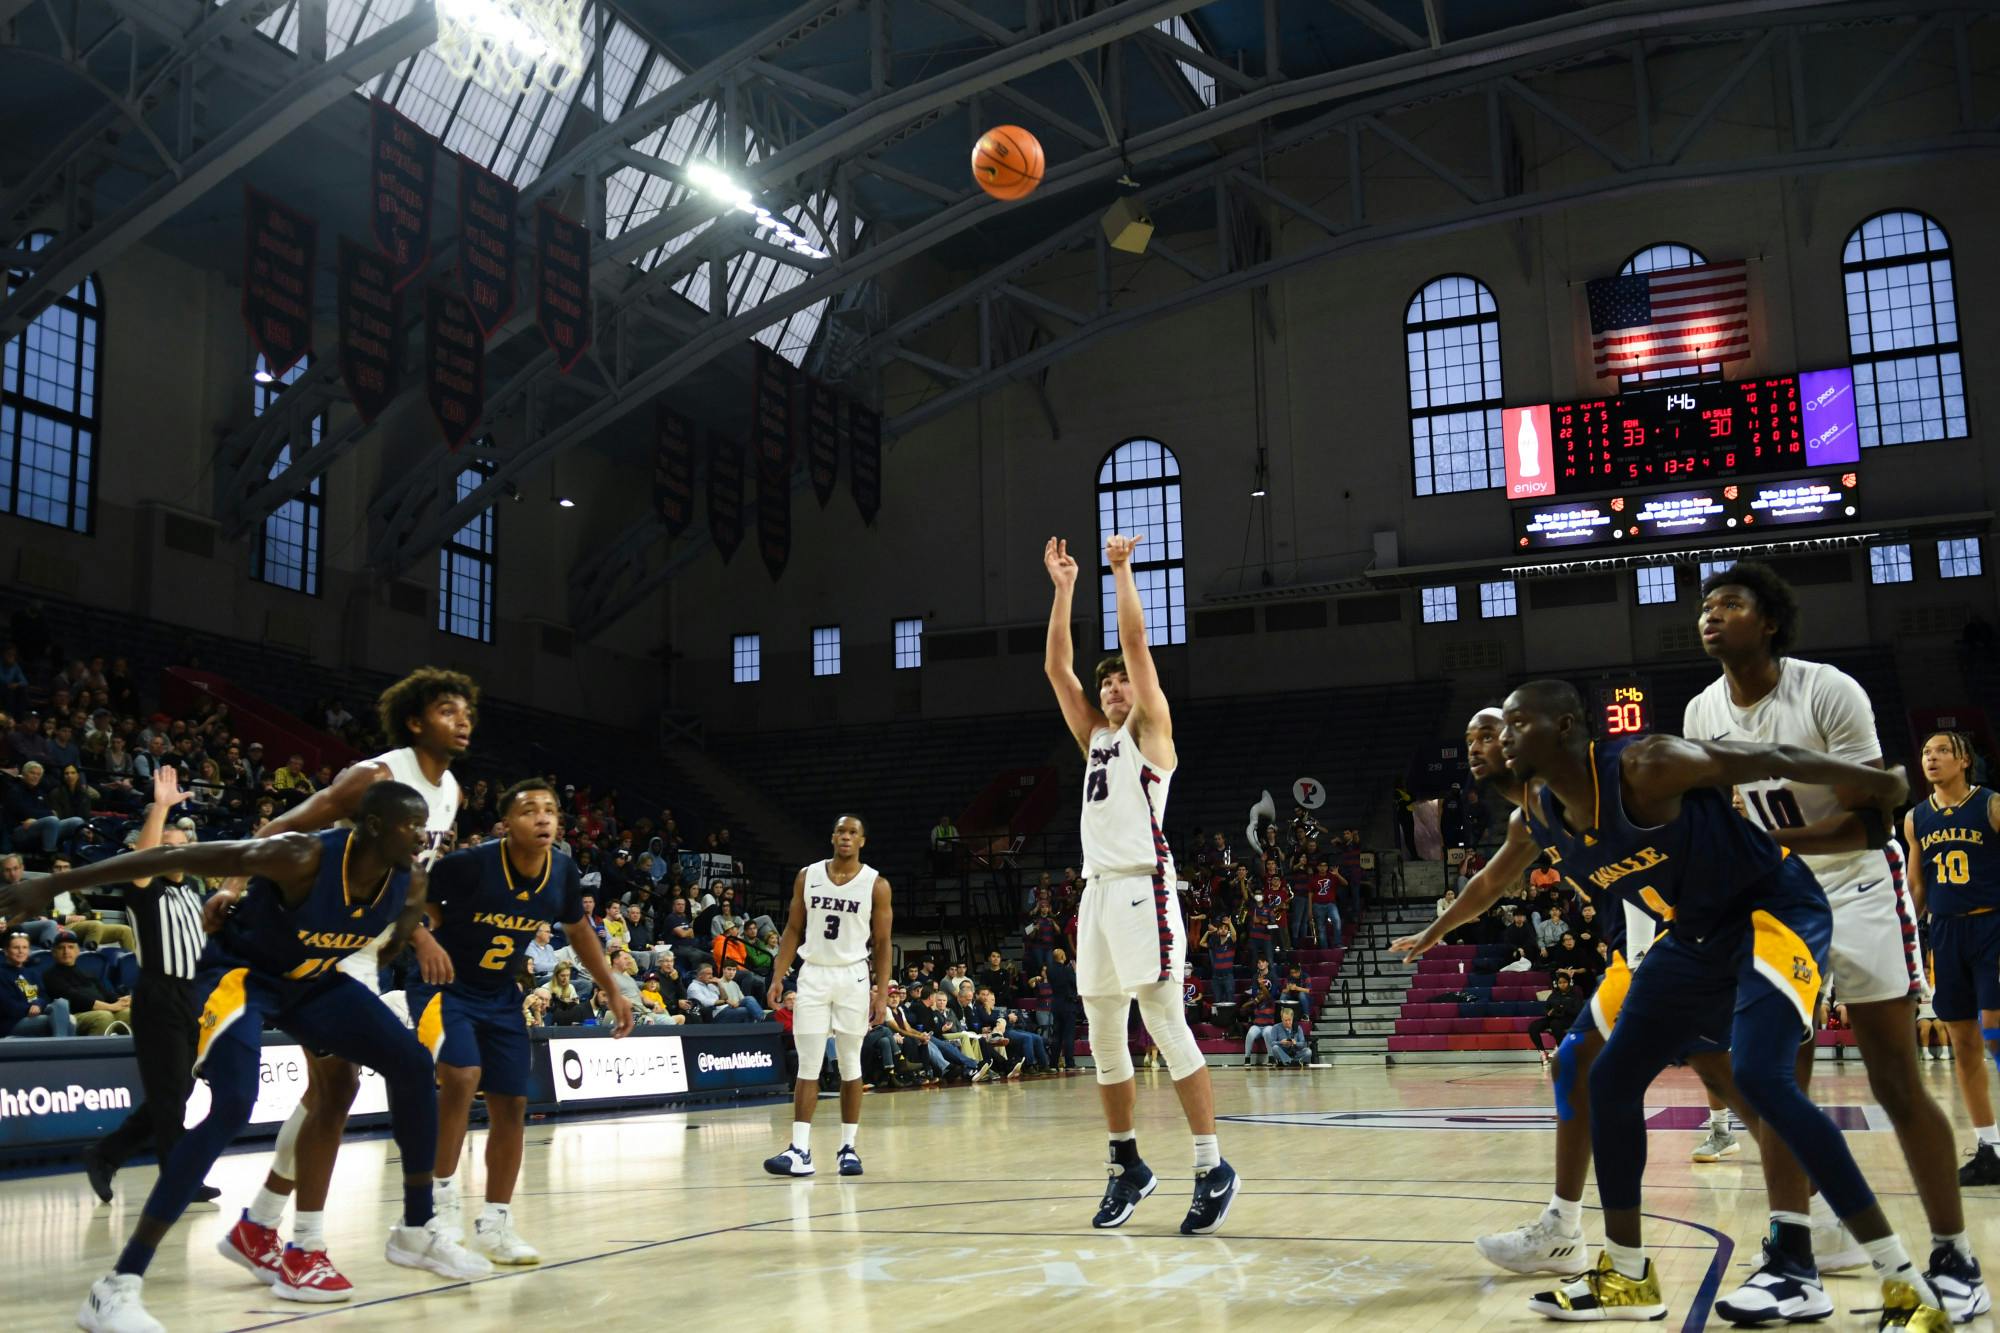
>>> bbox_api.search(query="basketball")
[971,125,1044,201]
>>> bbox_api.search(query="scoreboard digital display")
[1514,472,1859,552]
[1505,368,1859,500]
[1596,683,1652,737]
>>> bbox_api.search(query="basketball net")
[434,0,585,100]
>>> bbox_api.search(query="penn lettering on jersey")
[1089,740,1122,767]
[809,894,862,914]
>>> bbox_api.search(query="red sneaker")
[217,1213,283,1284]
[272,1245,355,1303]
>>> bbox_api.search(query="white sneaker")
[432,1177,463,1242]
[77,1274,164,1333]
[385,1216,495,1281]
[472,1212,540,1266]
[1807,1194,1869,1273]
[1475,1209,1591,1276]
[1691,1126,1740,1162]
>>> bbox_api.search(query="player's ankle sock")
[1769,1212,1813,1266]
[1604,1240,1647,1281]
[1191,1134,1221,1172]
[403,1180,435,1229]
[791,1121,812,1153]
[1708,1109,1730,1132]
[481,1202,510,1225]
[293,1211,325,1253]
[841,1123,858,1150]
[114,1240,155,1277]
[1978,1125,2000,1148]
[434,1174,458,1203]
[1108,1131,1140,1170]
[1808,1191,1839,1228]
[1935,1231,1974,1261]
[1864,1233,1922,1284]
[246,1187,287,1229]
[1548,1194,1583,1230]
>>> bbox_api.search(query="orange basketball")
[971,125,1045,201]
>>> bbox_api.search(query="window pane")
[813,625,841,677]
[894,618,923,669]
[1098,439,1186,647]
[1869,543,1913,585]
[1421,586,1458,623]
[3,231,99,532]
[1407,276,1503,497]
[1635,566,1677,606]
[733,633,762,683]
[1939,538,1983,580]
[1479,581,1516,618]
[1843,212,1961,448]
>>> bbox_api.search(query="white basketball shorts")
[1076,870,1187,998]
[1823,873,1925,1006]
[794,959,872,1037]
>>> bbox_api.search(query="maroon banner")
[425,282,484,451]
[457,155,517,339]
[535,205,591,372]
[370,99,436,290]
[757,460,791,579]
[805,378,841,507]
[242,188,315,378]
[336,238,401,426]
[708,434,744,563]
[850,403,881,524]
[752,347,796,578]
[654,404,695,536]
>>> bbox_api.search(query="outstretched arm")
[1107,534,1174,764]
[1043,537,1105,753]
[1392,809,1540,961]
[129,766,184,888]
[1,833,320,925]
[203,759,391,930]
[1625,735,1906,831]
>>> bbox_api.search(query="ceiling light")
[252,368,275,384]
[556,495,575,508]
[684,161,830,260]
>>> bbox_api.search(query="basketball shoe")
[1959,1142,2000,1187]
[1924,1243,1992,1322]
[1475,1209,1590,1276]
[1180,1160,1239,1235]
[1809,1192,1870,1272]
[1091,1159,1156,1228]
[273,1245,355,1302]
[763,1146,814,1177]
[1713,1239,1832,1324]
[837,1146,864,1177]
[1527,1253,1667,1322]
[473,1208,540,1265]
[218,1212,283,1284]
[77,1274,163,1333]
[1692,1125,1740,1161]
[384,1216,494,1281]
[1879,1277,1953,1330]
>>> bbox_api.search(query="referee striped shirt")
[126,875,208,981]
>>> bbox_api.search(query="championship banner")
[424,282,484,450]
[457,155,517,339]
[654,403,695,536]
[753,347,795,578]
[535,204,591,372]
[805,377,841,507]
[370,99,436,290]
[336,237,400,425]
[241,188,316,379]
[708,434,744,562]
[850,402,881,524]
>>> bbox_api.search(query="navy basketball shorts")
[411,981,533,1097]
[1930,912,2000,1023]
[1618,897,1831,1051]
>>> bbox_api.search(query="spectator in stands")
[687,962,760,1023]
[1535,903,1569,953]
[1204,918,1238,1006]
[1548,931,1594,986]
[1023,890,1062,977]
[1245,880,1281,973]
[1307,858,1344,949]
[993,991,1050,1072]
[929,813,958,876]
[1336,829,1365,919]
[0,930,73,1036]
[966,987,1024,1079]
[712,920,749,975]
[238,741,266,789]
[46,723,82,773]
[526,924,559,982]
[0,647,27,714]
[538,962,591,1026]
[1280,961,1311,1011]
[271,753,313,804]
[1266,1005,1308,1068]
[46,855,137,951]
[949,978,976,1026]
[8,761,84,860]
[1527,972,1585,1062]
[976,950,1014,999]
[1528,859,1562,910]
[648,959,695,1022]
[745,926,777,978]
[1573,903,1604,957]
[887,985,947,1083]
[603,946,645,1007]
[923,989,991,1081]
[1216,864,1252,924]
[1242,976,1282,1064]
[40,931,129,1036]
[520,988,549,1029]
[621,903,654,962]
[1047,946,1080,1072]
[48,762,97,825]
[1501,907,1543,967]
[577,894,607,948]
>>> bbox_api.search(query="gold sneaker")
[1879,1278,1952,1331]
[1527,1251,1668,1321]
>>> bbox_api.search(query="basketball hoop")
[434,0,586,100]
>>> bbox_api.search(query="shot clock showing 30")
[1596,683,1652,736]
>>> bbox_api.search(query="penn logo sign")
[0,1083,133,1118]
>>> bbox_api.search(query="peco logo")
[0,1083,132,1119]
[696,1049,774,1073]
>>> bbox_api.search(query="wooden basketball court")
[7,1059,1994,1330]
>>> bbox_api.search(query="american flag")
[1586,260,1749,377]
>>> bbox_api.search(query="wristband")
[1854,806,1889,850]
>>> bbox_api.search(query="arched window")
[439,460,497,642]
[250,354,325,595]
[1841,210,1965,446]
[2,231,100,532]
[1406,275,1503,496]
[1618,243,1723,388]
[1096,439,1185,648]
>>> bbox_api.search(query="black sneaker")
[82,1149,115,1204]
[837,1145,864,1177]
[762,1146,815,1177]
[1180,1159,1240,1235]
[1091,1160,1157,1228]
[1714,1239,1833,1324]
[1961,1142,2000,1187]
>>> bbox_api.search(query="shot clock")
[1596,683,1652,737]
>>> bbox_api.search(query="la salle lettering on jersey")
[472,910,547,932]
[295,929,378,951]
[1920,827,1988,851]
[810,894,862,914]
[1586,845,1669,891]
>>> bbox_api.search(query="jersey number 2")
[480,934,515,970]
[1086,769,1110,803]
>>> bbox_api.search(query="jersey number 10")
[1743,788,1805,831]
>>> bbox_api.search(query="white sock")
[246,1186,288,1229]
[1978,1125,2000,1148]
[1708,1108,1730,1131]
[841,1123,858,1150]
[435,1174,458,1201]
[1864,1233,1918,1281]
[1809,1191,1839,1228]
[1935,1230,1974,1261]
[1605,1239,1647,1281]
[1548,1194,1583,1230]
[480,1201,510,1225]
[292,1211,325,1253]
[1109,1129,1136,1142]
[1192,1133,1221,1172]
[791,1121,812,1153]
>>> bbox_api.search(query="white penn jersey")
[1683,658,1890,901]
[339,747,462,986]
[1080,722,1174,880]
[798,860,879,967]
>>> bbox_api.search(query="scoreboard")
[1505,368,1859,500]
[1515,471,1860,552]
[1596,682,1652,737]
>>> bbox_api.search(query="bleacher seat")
[112,951,140,993]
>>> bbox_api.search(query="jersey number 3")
[823,914,841,941]
[1086,769,1110,803]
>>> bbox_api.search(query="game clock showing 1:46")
[1598,684,1651,737]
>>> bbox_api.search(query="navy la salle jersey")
[426,840,584,991]
[1912,787,2000,916]
[225,829,412,987]
[1523,740,1811,945]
